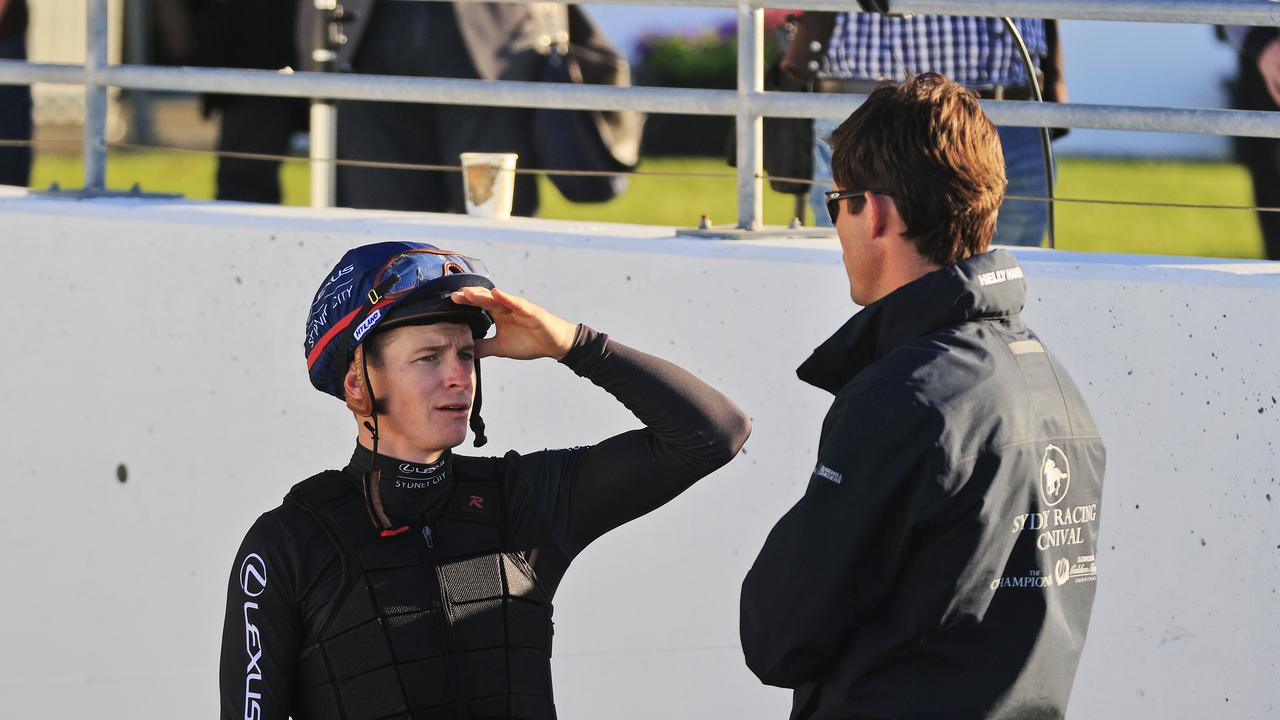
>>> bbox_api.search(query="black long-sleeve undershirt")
[508,325,752,558]
[218,326,750,720]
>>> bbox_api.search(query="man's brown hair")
[828,73,1007,266]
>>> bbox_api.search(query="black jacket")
[197,0,296,71]
[741,250,1105,720]
[293,0,565,77]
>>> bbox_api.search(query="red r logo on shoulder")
[468,495,485,511]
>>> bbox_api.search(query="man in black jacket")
[740,74,1105,720]
[220,241,749,719]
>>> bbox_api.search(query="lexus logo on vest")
[1039,445,1071,507]
[240,553,268,597]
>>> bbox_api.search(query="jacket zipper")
[424,524,469,718]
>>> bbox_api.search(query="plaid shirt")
[824,13,1046,88]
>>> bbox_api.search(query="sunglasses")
[824,189,892,224]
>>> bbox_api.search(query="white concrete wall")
[0,187,1277,718]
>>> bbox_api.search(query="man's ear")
[866,191,889,241]
[344,346,373,417]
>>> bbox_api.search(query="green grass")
[30,151,1266,259]
[1053,158,1263,259]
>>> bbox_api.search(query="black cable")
[1002,16,1057,249]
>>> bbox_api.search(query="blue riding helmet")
[305,241,495,401]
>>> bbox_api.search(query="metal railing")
[1,0,1279,230]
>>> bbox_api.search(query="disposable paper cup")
[460,152,518,219]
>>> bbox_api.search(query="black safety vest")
[284,456,556,720]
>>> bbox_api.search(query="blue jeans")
[809,120,1050,247]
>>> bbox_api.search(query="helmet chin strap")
[359,345,397,532]
[470,358,487,447]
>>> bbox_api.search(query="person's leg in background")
[992,125,1050,247]
[336,98,453,213]
[808,117,841,228]
[214,96,305,203]
[1233,54,1280,261]
[0,33,33,187]
[335,1,454,212]
[436,104,538,217]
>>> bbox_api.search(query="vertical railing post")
[309,0,339,208]
[84,0,109,193]
[310,100,338,208]
[735,0,764,230]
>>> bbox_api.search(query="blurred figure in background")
[298,2,558,215]
[1224,24,1280,261]
[0,0,32,187]
[784,10,1065,247]
[197,0,307,203]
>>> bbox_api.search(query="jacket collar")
[345,444,455,528]
[797,249,1027,394]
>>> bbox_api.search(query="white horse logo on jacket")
[1040,445,1071,506]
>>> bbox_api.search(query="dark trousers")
[335,2,537,215]
[215,95,307,203]
[1233,54,1280,261]
[0,34,32,187]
